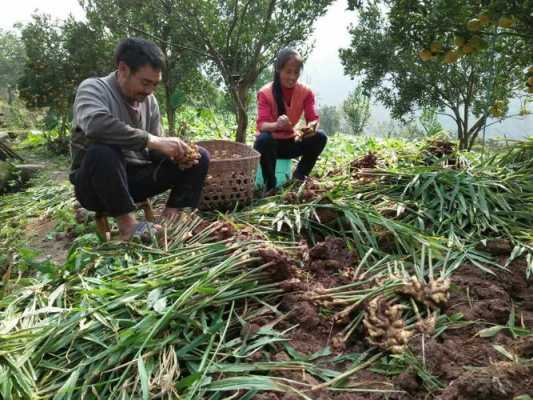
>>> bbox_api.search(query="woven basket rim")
[196,139,260,162]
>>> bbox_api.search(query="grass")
[0,133,532,398]
[1,226,292,398]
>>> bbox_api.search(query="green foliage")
[347,0,533,63]
[0,29,25,104]
[13,0,333,143]
[342,86,371,135]
[175,106,236,141]
[340,0,529,150]
[17,14,113,149]
[81,0,206,135]
[175,0,333,142]
[0,98,39,130]
[17,15,71,132]
[1,130,532,398]
[0,223,318,399]
[317,104,341,134]
[419,107,444,137]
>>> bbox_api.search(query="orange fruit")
[469,35,482,49]
[498,16,513,28]
[430,41,443,53]
[463,43,475,54]
[454,36,466,47]
[467,18,481,32]
[419,49,433,61]
[479,14,491,26]
[444,50,460,64]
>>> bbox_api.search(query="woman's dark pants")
[254,130,327,190]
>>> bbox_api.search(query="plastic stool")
[255,159,292,188]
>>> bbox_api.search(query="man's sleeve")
[74,79,149,150]
[148,96,162,137]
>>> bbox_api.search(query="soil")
[446,261,533,326]
[326,152,383,181]
[282,178,325,205]
[314,204,341,225]
[24,216,72,266]
[475,238,514,256]
[436,363,533,400]
[248,237,533,399]
[350,152,378,171]
[424,139,456,159]
[306,237,358,280]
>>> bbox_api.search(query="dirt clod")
[436,363,533,400]
[476,239,514,255]
[256,247,298,281]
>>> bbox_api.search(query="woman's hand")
[276,114,292,130]
[302,120,319,134]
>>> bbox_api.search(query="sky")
[0,0,85,28]
[301,1,358,106]
[1,0,531,138]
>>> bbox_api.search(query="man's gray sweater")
[70,71,161,173]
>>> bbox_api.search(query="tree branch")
[224,0,241,56]
[437,112,458,123]
[484,113,529,129]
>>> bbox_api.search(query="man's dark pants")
[71,144,210,217]
[254,130,327,190]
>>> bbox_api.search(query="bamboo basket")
[197,140,260,210]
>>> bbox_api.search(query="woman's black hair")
[272,48,303,116]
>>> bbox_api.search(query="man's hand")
[276,114,292,130]
[147,135,186,161]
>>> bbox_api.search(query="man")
[70,37,209,240]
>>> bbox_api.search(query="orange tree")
[82,0,332,142]
[340,0,532,150]
[0,29,25,104]
[177,0,332,143]
[18,14,113,149]
[80,0,208,135]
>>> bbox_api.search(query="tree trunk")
[0,160,12,192]
[458,125,469,150]
[235,104,248,143]
[457,118,486,151]
[233,85,249,143]
[7,85,14,105]
[454,110,478,151]
[453,108,468,151]
[167,97,176,136]
[466,116,487,151]
[160,30,176,136]
[163,73,176,136]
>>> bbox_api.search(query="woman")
[254,48,327,192]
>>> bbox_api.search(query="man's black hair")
[114,37,165,73]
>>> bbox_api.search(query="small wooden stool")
[95,200,155,241]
